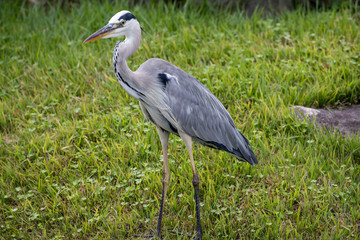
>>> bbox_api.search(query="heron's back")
[136,58,258,166]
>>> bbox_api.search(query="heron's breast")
[139,102,178,135]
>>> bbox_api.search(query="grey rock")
[292,105,360,137]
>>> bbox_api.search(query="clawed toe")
[192,232,202,240]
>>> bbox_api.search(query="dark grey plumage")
[136,58,258,166]
[84,10,258,240]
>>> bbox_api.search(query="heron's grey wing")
[158,63,257,165]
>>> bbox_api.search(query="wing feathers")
[137,58,257,165]
[164,68,257,165]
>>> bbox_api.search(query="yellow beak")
[83,24,114,43]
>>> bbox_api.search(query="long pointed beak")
[83,24,114,43]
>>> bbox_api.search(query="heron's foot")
[131,233,161,240]
[192,232,202,240]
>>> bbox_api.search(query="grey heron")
[84,10,258,240]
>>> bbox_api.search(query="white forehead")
[108,10,131,23]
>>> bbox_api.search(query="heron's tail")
[199,130,258,166]
[231,131,258,166]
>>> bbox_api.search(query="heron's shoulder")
[137,58,181,72]
[143,58,171,64]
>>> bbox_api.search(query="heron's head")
[83,10,139,43]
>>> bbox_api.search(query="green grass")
[1,1,360,239]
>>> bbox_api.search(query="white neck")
[113,21,143,99]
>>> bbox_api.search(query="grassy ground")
[1,1,360,239]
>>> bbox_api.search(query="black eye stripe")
[118,12,136,21]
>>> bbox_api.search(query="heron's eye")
[120,20,126,26]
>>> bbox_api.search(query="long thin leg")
[133,127,169,239]
[179,131,202,240]
[155,127,170,238]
